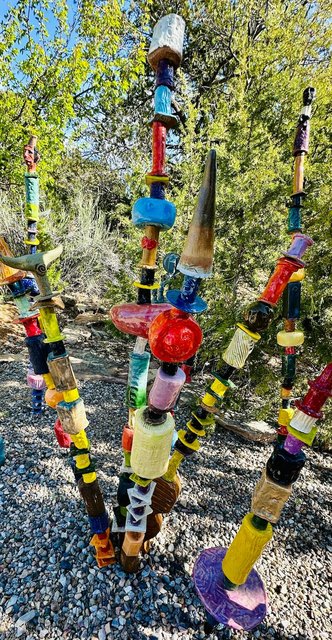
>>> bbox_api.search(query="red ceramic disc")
[148,308,202,362]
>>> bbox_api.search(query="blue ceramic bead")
[150,182,165,199]
[156,59,175,89]
[32,388,43,414]
[282,281,301,319]
[288,206,302,232]
[88,511,109,534]
[166,275,207,313]
[26,334,51,374]
[132,197,176,230]
[154,86,178,128]
[0,436,5,466]
[21,277,39,296]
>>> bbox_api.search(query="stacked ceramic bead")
[0,245,115,567]
[110,13,188,572]
[192,90,331,634]
[276,88,316,441]
[0,139,49,416]
[22,137,47,415]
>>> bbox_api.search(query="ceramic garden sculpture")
[0,15,328,637]
[110,13,219,573]
[192,88,332,633]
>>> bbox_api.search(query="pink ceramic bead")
[149,366,186,412]
[27,372,47,390]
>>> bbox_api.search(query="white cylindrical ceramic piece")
[290,409,318,434]
[148,14,185,70]
[222,327,257,369]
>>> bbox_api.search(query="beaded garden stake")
[110,13,218,573]
[193,89,320,633]
[0,137,51,417]
[0,247,115,568]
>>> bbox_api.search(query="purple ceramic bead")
[284,233,313,261]
[284,434,303,455]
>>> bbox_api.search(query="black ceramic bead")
[267,443,306,486]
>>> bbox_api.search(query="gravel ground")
[0,358,331,640]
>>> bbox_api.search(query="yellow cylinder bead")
[45,388,64,408]
[281,387,291,398]
[75,453,90,469]
[130,407,175,479]
[63,388,80,403]
[222,513,273,586]
[43,373,55,389]
[278,407,294,427]
[289,268,305,282]
[39,307,65,343]
[71,429,89,449]
[287,424,317,446]
[83,472,97,483]
[202,392,216,407]
[211,379,228,396]
[277,330,304,347]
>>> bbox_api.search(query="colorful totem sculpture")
[110,14,219,573]
[22,136,48,414]
[193,90,321,631]
[0,137,49,416]
[0,246,115,567]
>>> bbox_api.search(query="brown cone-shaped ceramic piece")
[178,149,217,278]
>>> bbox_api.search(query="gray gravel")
[0,357,331,640]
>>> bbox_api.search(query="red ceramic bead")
[150,121,167,175]
[20,315,42,337]
[110,303,172,338]
[54,418,71,448]
[148,308,202,363]
[259,257,303,306]
[296,363,332,419]
[122,426,134,452]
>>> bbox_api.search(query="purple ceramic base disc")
[193,547,268,631]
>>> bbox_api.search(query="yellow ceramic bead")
[287,424,317,446]
[236,323,261,341]
[202,392,216,407]
[39,307,65,343]
[75,453,90,469]
[278,407,294,427]
[63,388,80,403]
[222,513,273,586]
[289,268,305,282]
[210,378,228,396]
[42,373,55,389]
[133,281,159,290]
[277,330,304,347]
[83,472,97,483]
[163,450,184,482]
[70,430,89,449]
[177,429,200,451]
[145,174,169,185]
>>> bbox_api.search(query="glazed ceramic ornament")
[148,14,185,70]
[177,150,217,279]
